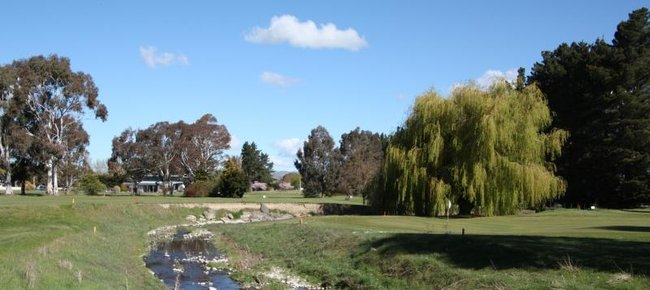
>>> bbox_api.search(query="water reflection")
[144,231,239,290]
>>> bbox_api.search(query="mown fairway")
[213,208,650,289]
[1,194,649,289]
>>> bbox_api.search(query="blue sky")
[1,1,646,171]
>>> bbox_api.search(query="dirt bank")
[159,203,322,216]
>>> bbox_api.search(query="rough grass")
[212,209,650,289]
[0,197,203,289]
[1,190,363,206]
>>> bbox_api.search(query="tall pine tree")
[530,8,649,207]
[240,141,273,184]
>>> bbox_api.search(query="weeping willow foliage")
[380,83,568,216]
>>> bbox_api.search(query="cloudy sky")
[1,1,645,171]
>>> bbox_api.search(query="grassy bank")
[212,209,650,289]
[0,197,203,289]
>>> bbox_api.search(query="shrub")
[278,181,293,190]
[120,184,128,193]
[212,161,248,198]
[184,180,216,197]
[251,181,267,191]
[112,185,121,193]
[79,174,107,195]
[25,181,36,191]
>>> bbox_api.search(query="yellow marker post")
[93,226,96,235]
[72,198,75,205]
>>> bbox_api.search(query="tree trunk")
[5,169,11,196]
[46,158,54,195]
[4,144,11,195]
[53,162,59,196]
[65,175,72,195]
[21,180,26,195]
[457,196,475,216]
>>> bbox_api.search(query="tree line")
[108,114,230,195]
[296,8,649,214]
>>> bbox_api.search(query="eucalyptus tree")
[12,55,107,195]
[338,128,385,200]
[295,126,341,197]
[379,83,567,216]
[58,118,90,194]
[0,63,18,194]
[178,114,230,179]
[109,128,151,195]
[138,121,183,195]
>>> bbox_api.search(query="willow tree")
[380,83,567,216]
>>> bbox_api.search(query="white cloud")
[245,15,368,51]
[274,138,303,157]
[475,68,518,89]
[139,46,189,68]
[270,155,296,171]
[229,135,241,149]
[260,71,300,87]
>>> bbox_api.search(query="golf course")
[0,192,648,289]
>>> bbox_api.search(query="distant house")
[124,176,184,193]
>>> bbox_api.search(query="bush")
[79,174,107,195]
[112,185,121,193]
[184,180,216,197]
[120,184,128,193]
[212,166,248,198]
[25,181,36,191]
[251,181,267,191]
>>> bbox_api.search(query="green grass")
[2,193,649,289]
[1,190,363,207]
[212,208,650,289]
[0,197,204,289]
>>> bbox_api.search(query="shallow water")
[144,231,240,290]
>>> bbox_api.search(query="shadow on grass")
[593,226,650,233]
[360,233,650,274]
[622,209,650,214]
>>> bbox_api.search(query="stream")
[144,229,240,290]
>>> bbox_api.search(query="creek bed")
[144,230,239,289]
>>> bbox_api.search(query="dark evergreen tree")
[338,128,384,201]
[214,157,248,198]
[240,141,274,185]
[530,8,649,208]
[295,126,341,197]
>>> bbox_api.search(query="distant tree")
[241,141,274,185]
[214,157,248,198]
[295,126,341,197]
[530,8,650,207]
[138,122,183,195]
[110,115,231,195]
[109,128,151,195]
[79,174,107,195]
[377,83,567,216]
[282,172,301,189]
[0,64,17,195]
[58,118,90,194]
[338,128,385,201]
[91,158,108,174]
[11,55,107,195]
[178,114,230,179]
